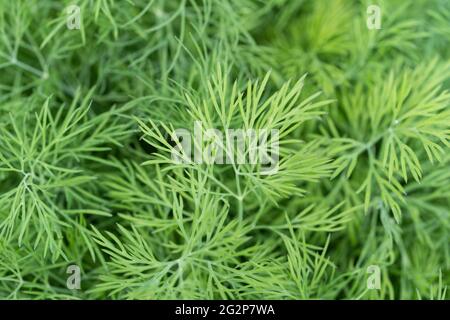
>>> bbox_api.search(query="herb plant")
[0,0,449,300]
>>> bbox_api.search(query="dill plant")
[0,0,449,300]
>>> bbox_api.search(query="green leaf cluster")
[0,0,448,299]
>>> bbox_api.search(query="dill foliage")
[0,0,449,299]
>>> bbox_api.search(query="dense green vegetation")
[0,0,449,299]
